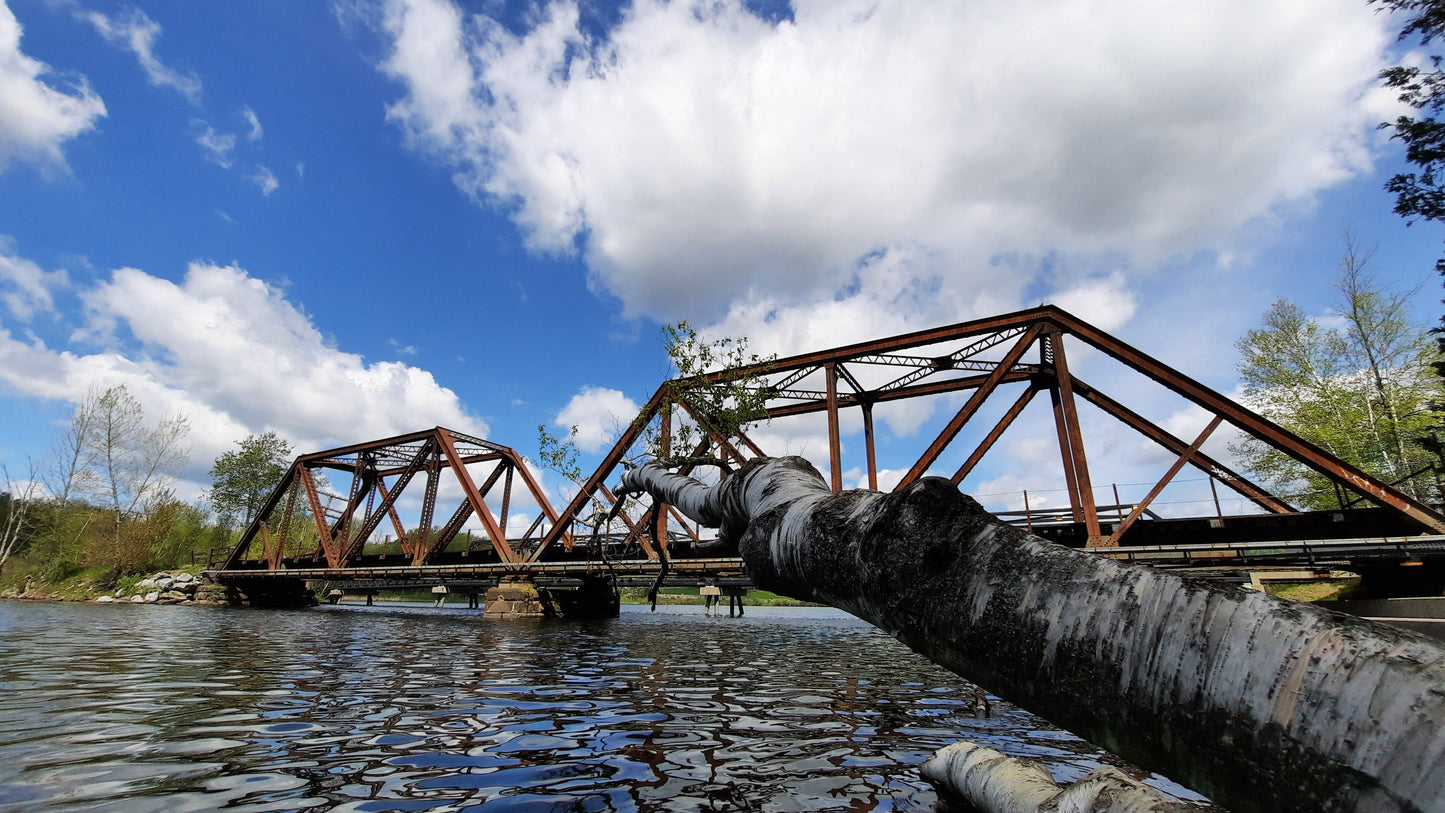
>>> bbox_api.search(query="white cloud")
[248,164,279,195]
[241,105,263,141]
[0,238,68,320]
[554,386,640,453]
[378,0,1397,328]
[79,5,201,103]
[194,122,236,167]
[0,254,486,491]
[0,1,106,171]
[1051,272,1137,333]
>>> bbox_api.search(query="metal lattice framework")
[223,428,566,570]
[218,305,1445,577]
[532,305,1445,561]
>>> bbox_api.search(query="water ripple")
[0,600,1184,811]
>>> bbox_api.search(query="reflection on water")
[0,600,1138,811]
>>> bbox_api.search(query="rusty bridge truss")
[219,306,1445,586]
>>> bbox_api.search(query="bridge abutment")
[228,577,319,609]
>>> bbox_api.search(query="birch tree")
[79,385,191,570]
[1234,242,1442,508]
[0,462,41,575]
[613,456,1445,813]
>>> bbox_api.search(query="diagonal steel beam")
[1051,309,1445,532]
[416,461,508,563]
[534,387,669,561]
[225,461,300,569]
[951,384,1039,485]
[342,438,434,563]
[437,429,517,564]
[1070,377,1293,514]
[374,479,411,549]
[1104,416,1223,546]
[299,466,336,565]
[272,475,300,568]
[899,323,1044,488]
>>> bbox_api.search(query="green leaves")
[658,320,773,463]
[1234,245,1442,508]
[207,431,293,529]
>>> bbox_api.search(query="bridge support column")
[483,577,556,619]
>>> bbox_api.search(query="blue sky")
[1,0,1442,524]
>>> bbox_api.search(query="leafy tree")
[85,385,190,536]
[1234,243,1442,508]
[207,431,294,530]
[50,384,192,573]
[1375,0,1445,376]
[656,320,773,466]
[0,463,41,575]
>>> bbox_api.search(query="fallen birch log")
[921,741,1203,812]
[617,456,1445,813]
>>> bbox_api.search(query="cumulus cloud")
[1050,272,1138,333]
[0,239,68,320]
[78,5,201,103]
[378,0,1397,327]
[0,1,106,171]
[248,164,279,195]
[0,252,485,490]
[554,386,640,453]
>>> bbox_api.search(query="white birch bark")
[618,456,1445,813]
[921,741,1201,812]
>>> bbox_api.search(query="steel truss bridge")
[212,306,1445,600]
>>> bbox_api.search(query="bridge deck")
[208,535,1445,588]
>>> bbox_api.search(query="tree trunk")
[618,457,1445,813]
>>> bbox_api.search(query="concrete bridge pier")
[483,576,619,619]
[483,577,555,619]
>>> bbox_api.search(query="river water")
[0,600,1194,812]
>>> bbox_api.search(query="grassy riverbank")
[618,587,820,606]
[0,560,209,602]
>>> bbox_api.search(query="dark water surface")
[0,600,1164,812]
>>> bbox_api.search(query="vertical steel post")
[862,401,878,490]
[825,362,843,492]
[1046,329,1102,542]
[499,464,514,541]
